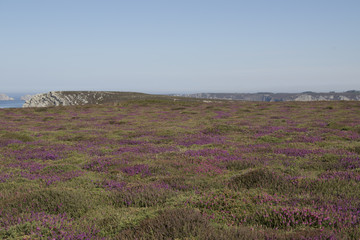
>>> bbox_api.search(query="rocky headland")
[0,93,14,101]
[23,91,173,107]
[20,95,34,101]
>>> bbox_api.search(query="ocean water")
[0,100,25,108]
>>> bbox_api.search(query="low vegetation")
[1,100,360,239]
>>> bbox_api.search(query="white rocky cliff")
[24,91,98,107]
[22,91,151,107]
[20,95,34,101]
[0,93,14,100]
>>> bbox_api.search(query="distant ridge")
[172,90,360,102]
[22,91,194,108]
[23,90,360,108]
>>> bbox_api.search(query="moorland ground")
[1,100,360,239]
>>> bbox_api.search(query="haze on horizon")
[1,0,359,94]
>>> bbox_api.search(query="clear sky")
[1,0,359,94]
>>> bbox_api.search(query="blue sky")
[1,0,359,94]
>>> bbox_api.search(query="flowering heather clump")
[9,148,61,161]
[121,164,152,177]
[0,173,13,183]
[0,211,103,239]
[184,148,230,158]
[20,169,83,186]
[297,135,323,143]
[0,139,23,147]
[319,171,360,181]
[111,183,175,207]
[178,133,227,146]
[97,179,127,191]
[339,156,360,169]
[82,157,124,173]
[7,161,47,173]
[190,160,224,176]
[253,206,333,229]
[274,148,315,157]
[214,111,231,119]
[1,100,360,239]
[114,144,177,154]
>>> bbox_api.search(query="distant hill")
[23,90,360,108]
[0,93,14,101]
[172,90,360,102]
[22,91,197,107]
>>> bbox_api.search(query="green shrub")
[226,160,255,171]
[112,185,175,208]
[118,208,269,240]
[1,132,34,142]
[2,188,91,218]
[117,208,211,239]
[202,124,244,134]
[228,168,293,192]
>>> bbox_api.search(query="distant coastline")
[2,90,360,109]
[0,93,14,101]
[171,90,360,102]
[18,90,360,108]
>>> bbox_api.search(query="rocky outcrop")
[292,93,355,101]
[293,94,316,101]
[22,91,157,108]
[20,95,34,101]
[175,91,360,102]
[0,93,14,101]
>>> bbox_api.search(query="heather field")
[1,100,360,239]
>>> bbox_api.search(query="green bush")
[228,168,294,192]
[2,188,91,218]
[1,132,34,142]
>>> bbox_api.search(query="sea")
[0,100,25,108]
[0,92,36,109]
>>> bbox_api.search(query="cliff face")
[24,91,87,107]
[20,95,34,101]
[0,93,14,101]
[23,91,153,107]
